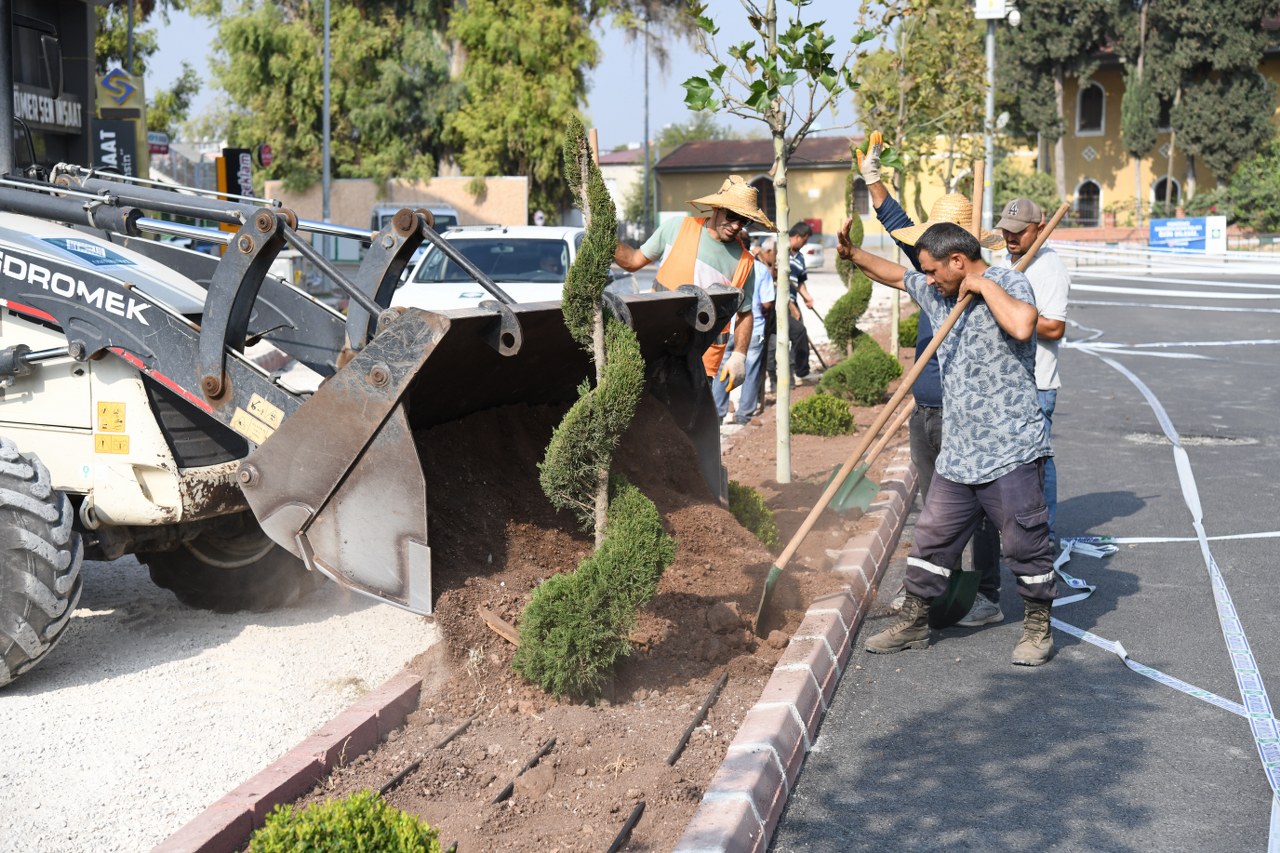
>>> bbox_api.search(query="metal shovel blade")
[824,463,880,513]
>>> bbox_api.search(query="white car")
[798,234,828,270]
[393,225,638,311]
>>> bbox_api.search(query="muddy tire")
[143,514,327,613]
[0,438,84,688]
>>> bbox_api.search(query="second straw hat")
[890,194,1005,250]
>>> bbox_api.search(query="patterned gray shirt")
[904,265,1050,484]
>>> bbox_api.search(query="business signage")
[1149,216,1228,254]
[98,68,145,110]
[12,83,84,134]
[219,148,254,198]
[93,120,139,177]
[147,131,170,155]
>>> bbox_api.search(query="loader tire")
[143,516,327,614]
[0,438,84,688]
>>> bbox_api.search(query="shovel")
[752,197,1070,635]
[825,401,913,514]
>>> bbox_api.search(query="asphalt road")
[771,256,1280,851]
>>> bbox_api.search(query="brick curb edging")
[674,446,918,853]
[151,671,423,853]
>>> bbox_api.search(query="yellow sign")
[97,68,146,112]
[94,434,130,454]
[97,402,126,432]
[247,394,284,430]
[231,408,274,445]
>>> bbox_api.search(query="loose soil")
[294,322,917,852]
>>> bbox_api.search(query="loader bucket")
[239,286,739,614]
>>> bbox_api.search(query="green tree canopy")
[853,0,987,198]
[190,0,456,191]
[444,0,598,217]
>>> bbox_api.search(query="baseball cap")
[996,198,1044,233]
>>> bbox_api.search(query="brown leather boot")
[1012,599,1054,666]
[866,592,930,654]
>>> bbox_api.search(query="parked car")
[393,226,638,311]
[798,234,827,269]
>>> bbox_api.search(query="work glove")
[718,351,747,392]
[857,130,884,185]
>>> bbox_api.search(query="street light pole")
[643,13,652,235]
[322,0,332,262]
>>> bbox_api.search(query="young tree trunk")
[1164,87,1182,212]
[773,132,792,485]
[1053,65,1067,203]
[593,308,607,547]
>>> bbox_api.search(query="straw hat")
[890,193,1005,250]
[689,175,776,230]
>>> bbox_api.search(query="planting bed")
[292,332,914,851]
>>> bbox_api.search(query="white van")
[371,203,459,233]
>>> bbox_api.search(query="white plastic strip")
[1069,300,1280,315]
[1087,350,1280,850]
[1072,283,1280,300]
[1051,617,1260,719]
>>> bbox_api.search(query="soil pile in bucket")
[294,381,900,852]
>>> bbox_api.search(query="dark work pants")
[905,460,1056,603]
[766,308,810,384]
[909,405,1003,601]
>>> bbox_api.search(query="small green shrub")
[898,311,918,349]
[824,271,873,353]
[249,790,442,853]
[513,477,675,699]
[790,392,856,437]
[817,334,903,406]
[728,480,781,549]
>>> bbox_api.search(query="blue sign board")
[1149,217,1206,251]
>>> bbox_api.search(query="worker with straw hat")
[836,220,1057,666]
[614,175,770,414]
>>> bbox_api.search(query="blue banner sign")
[1149,217,1206,251]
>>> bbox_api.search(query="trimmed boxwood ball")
[728,480,781,549]
[898,310,919,349]
[817,333,903,406]
[790,392,856,437]
[249,790,442,852]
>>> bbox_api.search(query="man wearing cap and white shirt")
[614,175,764,413]
[995,198,1071,540]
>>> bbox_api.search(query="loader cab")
[6,4,95,173]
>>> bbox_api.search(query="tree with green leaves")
[853,0,987,216]
[998,0,1114,201]
[683,0,872,484]
[95,2,203,139]
[190,0,456,191]
[444,0,598,217]
[1140,0,1278,196]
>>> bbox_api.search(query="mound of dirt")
[297,346,911,851]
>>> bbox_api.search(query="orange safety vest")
[653,217,753,377]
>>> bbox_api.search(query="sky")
[145,1,871,150]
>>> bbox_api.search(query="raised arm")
[836,218,907,291]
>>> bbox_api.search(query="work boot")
[866,592,930,654]
[1012,599,1054,666]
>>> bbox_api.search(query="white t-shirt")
[1005,246,1070,390]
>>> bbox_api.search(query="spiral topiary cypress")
[521,117,675,700]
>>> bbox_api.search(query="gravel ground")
[0,556,439,853]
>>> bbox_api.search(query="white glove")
[857,130,884,186]
[718,351,747,392]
